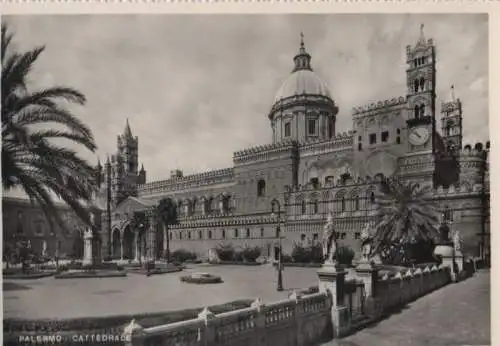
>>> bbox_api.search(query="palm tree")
[370,179,440,265]
[156,197,178,262]
[2,24,97,231]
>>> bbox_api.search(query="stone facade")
[11,30,484,262]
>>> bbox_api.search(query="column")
[146,210,157,263]
[120,232,124,261]
[83,229,93,266]
[163,224,168,255]
[134,232,139,262]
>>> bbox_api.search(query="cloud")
[3,14,488,193]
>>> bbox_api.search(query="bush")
[215,244,235,261]
[291,243,323,264]
[180,273,222,284]
[241,246,261,262]
[282,254,293,263]
[336,246,355,266]
[171,249,197,263]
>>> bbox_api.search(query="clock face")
[409,127,430,146]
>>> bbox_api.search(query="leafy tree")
[371,179,440,265]
[2,24,97,231]
[155,198,178,261]
[336,245,355,266]
[241,246,261,262]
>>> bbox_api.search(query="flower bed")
[209,260,262,266]
[3,299,252,337]
[127,266,183,276]
[3,268,56,280]
[54,270,127,279]
[180,273,223,284]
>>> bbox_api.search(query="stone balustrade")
[123,292,332,346]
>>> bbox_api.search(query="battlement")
[289,174,386,193]
[138,167,234,195]
[433,183,486,197]
[440,99,461,113]
[459,142,489,157]
[299,131,353,154]
[233,139,297,165]
[352,96,406,116]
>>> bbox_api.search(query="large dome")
[273,69,332,104]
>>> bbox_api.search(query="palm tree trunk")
[165,223,170,264]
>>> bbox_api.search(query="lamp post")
[271,198,284,292]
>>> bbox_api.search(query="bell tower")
[440,85,463,152]
[405,24,437,153]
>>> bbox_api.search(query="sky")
[4,14,488,198]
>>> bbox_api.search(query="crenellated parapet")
[233,139,298,165]
[290,173,384,193]
[299,131,353,154]
[137,168,234,196]
[352,96,407,118]
[169,214,278,230]
[432,183,486,199]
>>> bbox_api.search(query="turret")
[440,85,463,151]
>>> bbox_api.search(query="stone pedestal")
[83,230,93,266]
[454,250,464,272]
[355,261,379,298]
[317,262,349,338]
[434,242,457,281]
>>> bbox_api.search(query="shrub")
[291,243,323,263]
[215,244,235,261]
[282,254,293,263]
[180,273,223,284]
[336,246,355,266]
[233,251,244,262]
[241,246,261,262]
[171,249,197,263]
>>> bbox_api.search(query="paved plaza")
[326,270,491,346]
[3,264,319,319]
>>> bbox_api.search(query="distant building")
[2,197,87,259]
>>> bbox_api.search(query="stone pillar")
[163,224,168,255]
[122,319,145,346]
[146,210,157,263]
[355,261,379,298]
[120,234,124,261]
[317,263,349,338]
[134,232,139,262]
[83,230,93,266]
[434,242,457,282]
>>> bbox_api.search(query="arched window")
[312,201,319,214]
[188,231,191,240]
[246,228,250,238]
[234,228,239,238]
[257,179,266,197]
[419,77,425,91]
[221,229,226,239]
[260,228,264,238]
[419,104,425,117]
[208,230,212,239]
[179,231,183,240]
[414,80,419,93]
[341,197,346,212]
[370,192,376,204]
[352,196,360,211]
[275,227,280,238]
[198,230,202,239]
[301,234,306,241]
[192,200,197,215]
[301,200,306,214]
[444,207,453,222]
[413,58,417,67]
[414,105,420,118]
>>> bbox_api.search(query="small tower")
[440,85,463,151]
[95,158,103,188]
[138,164,147,185]
[405,24,437,153]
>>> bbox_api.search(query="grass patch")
[3,282,32,291]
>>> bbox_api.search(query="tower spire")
[293,32,312,72]
[450,85,456,102]
[417,23,426,45]
[124,118,133,138]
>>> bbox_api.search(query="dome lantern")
[293,32,313,72]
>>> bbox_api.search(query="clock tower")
[405,24,436,153]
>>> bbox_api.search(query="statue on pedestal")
[322,212,337,264]
[360,223,373,262]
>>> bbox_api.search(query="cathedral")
[93,28,490,262]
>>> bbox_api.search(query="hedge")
[180,274,223,284]
[209,261,262,266]
[54,271,127,279]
